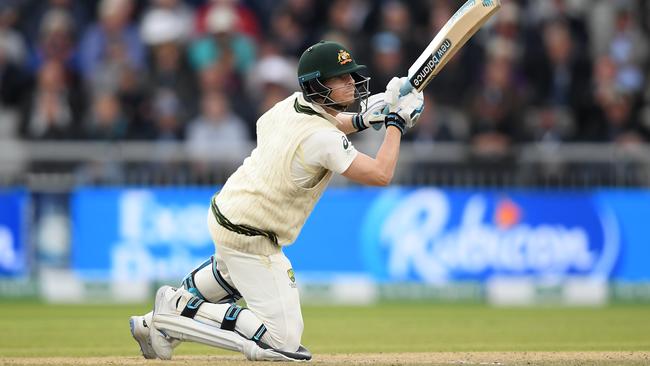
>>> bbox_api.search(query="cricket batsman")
[129,40,424,361]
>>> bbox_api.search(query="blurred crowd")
[1,0,649,159]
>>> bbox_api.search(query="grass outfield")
[0,302,648,365]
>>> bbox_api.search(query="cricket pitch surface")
[3,352,649,366]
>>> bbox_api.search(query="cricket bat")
[400,0,501,96]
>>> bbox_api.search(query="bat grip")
[399,82,413,96]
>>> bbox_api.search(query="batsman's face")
[324,73,356,105]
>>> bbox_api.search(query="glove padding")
[353,78,423,132]
[352,93,389,131]
[392,89,424,129]
[369,77,410,131]
[384,76,409,113]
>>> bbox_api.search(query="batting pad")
[153,312,247,352]
[153,313,308,361]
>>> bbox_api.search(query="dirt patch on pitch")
[2,352,649,366]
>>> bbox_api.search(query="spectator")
[0,0,647,153]
[279,0,323,40]
[188,4,256,80]
[408,92,469,143]
[29,8,79,74]
[522,104,575,144]
[490,1,524,67]
[0,4,27,65]
[467,54,521,157]
[186,90,249,171]
[116,65,151,139]
[196,61,230,93]
[0,50,27,138]
[380,0,420,63]
[367,32,404,95]
[592,55,619,106]
[326,0,371,37]
[268,8,312,57]
[526,0,589,51]
[144,88,188,179]
[524,18,592,120]
[78,0,145,84]
[195,0,260,40]
[592,92,646,145]
[584,54,643,142]
[21,60,83,139]
[142,0,194,42]
[245,41,298,123]
[18,0,91,46]
[606,5,648,94]
[85,92,128,140]
[151,88,184,141]
[140,7,197,121]
[0,3,28,138]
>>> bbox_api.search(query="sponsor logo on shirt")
[342,135,350,150]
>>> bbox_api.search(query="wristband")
[352,114,368,131]
[384,113,405,135]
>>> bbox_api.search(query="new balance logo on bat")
[410,38,452,88]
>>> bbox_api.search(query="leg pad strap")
[180,296,205,318]
[251,324,267,343]
[220,303,243,331]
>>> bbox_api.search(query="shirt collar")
[295,92,341,126]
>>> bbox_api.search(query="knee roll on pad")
[180,255,242,303]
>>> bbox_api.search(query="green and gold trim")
[294,98,321,116]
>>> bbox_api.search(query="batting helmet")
[297,41,370,113]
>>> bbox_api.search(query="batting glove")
[352,93,388,131]
[384,76,409,113]
[393,90,424,129]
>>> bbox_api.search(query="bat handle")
[399,82,414,96]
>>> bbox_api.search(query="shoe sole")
[129,316,156,359]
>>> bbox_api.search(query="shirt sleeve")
[300,129,358,174]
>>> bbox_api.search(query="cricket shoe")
[129,313,156,359]
[151,286,185,360]
[131,312,181,359]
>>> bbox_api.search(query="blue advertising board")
[0,189,28,276]
[71,187,650,283]
[72,188,215,280]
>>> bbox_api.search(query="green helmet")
[297,40,370,113]
[298,41,366,82]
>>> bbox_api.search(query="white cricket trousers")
[207,209,304,352]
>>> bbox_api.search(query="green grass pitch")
[0,301,648,365]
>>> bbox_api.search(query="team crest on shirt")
[342,135,350,150]
[287,268,296,288]
[337,50,352,65]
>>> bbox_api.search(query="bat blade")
[405,0,501,94]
